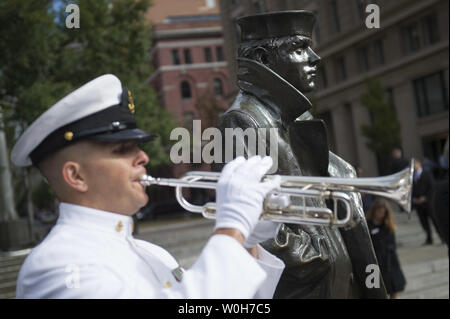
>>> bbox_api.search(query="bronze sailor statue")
[213,11,388,298]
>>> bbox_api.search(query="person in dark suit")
[412,158,440,245]
[389,148,409,174]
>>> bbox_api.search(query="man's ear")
[61,161,88,192]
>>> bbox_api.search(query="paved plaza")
[0,209,448,299]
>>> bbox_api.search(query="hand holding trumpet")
[213,156,281,243]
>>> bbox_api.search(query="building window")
[313,11,321,44]
[171,49,180,65]
[422,13,439,46]
[184,49,192,64]
[204,47,212,62]
[357,45,369,72]
[334,56,347,82]
[386,87,395,108]
[402,22,421,53]
[181,81,192,100]
[354,0,366,22]
[374,39,385,66]
[216,46,224,61]
[413,71,448,117]
[205,0,215,9]
[330,0,341,33]
[213,78,223,96]
[319,65,328,89]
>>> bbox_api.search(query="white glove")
[243,193,289,248]
[214,156,281,239]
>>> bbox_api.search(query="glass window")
[216,46,224,61]
[358,46,370,72]
[354,0,366,22]
[413,71,448,117]
[184,49,192,64]
[171,49,180,65]
[386,87,395,108]
[334,56,347,82]
[313,11,321,44]
[330,0,341,33]
[204,47,212,62]
[319,65,328,89]
[205,0,215,9]
[403,22,421,53]
[374,39,385,66]
[181,81,192,99]
[422,13,439,46]
[213,78,223,96]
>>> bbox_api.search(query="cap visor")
[89,128,157,143]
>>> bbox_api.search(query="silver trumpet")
[140,160,414,228]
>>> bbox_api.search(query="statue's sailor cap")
[237,10,315,42]
[11,74,156,167]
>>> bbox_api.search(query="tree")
[53,0,176,166]
[0,0,176,220]
[360,78,402,174]
[0,0,62,223]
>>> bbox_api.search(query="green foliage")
[32,180,56,210]
[0,1,69,124]
[0,0,176,167]
[360,78,402,156]
[0,0,177,213]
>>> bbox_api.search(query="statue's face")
[268,36,321,93]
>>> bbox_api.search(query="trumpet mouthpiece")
[140,175,155,186]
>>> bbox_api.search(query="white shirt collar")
[57,202,134,238]
[415,167,423,179]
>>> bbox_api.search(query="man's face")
[79,140,150,215]
[414,161,422,171]
[269,35,320,93]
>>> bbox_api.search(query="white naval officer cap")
[11,74,156,167]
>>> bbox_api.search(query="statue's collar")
[236,57,312,124]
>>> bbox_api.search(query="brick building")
[146,0,229,205]
[149,15,229,129]
[219,0,449,176]
[148,0,229,174]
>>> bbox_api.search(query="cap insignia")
[64,131,74,141]
[128,90,135,114]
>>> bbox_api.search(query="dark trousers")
[416,205,443,243]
